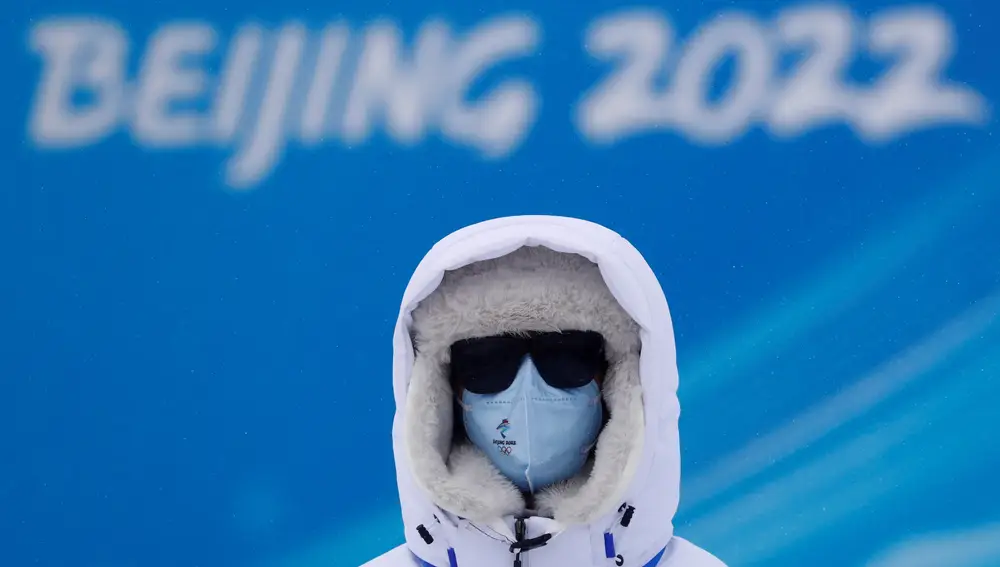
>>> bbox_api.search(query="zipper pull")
[513,518,526,567]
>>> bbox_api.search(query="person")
[361,216,727,567]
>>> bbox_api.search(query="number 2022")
[575,4,989,146]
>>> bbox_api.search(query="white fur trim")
[403,246,645,525]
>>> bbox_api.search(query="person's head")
[407,244,644,521]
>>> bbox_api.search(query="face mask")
[461,355,603,493]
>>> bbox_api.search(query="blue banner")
[6,0,1000,567]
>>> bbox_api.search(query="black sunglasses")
[449,330,608,395]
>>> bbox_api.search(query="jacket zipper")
[513,517,527,567]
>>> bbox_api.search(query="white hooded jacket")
[362,216,727,567]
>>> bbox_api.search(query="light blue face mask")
[461,355,603,493]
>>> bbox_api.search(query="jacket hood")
[389,216,682,567]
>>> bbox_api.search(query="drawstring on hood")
[387,216,688,567]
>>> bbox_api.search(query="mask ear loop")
[450,389,472,446]
[486,518,516,543]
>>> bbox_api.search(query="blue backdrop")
[5,0,1000,566]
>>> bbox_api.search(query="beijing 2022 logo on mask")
[495,419,514,455]
[24,3,990,190]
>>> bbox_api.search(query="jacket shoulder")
[358,544,418,567]
[658,537,728,567]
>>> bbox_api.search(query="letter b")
[28,18,126,147]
